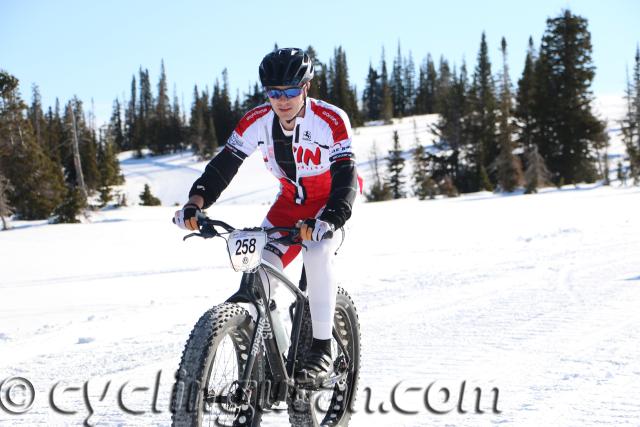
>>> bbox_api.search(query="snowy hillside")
[118,105,628,208]
[117,114,442,207]
[2,107,639,426]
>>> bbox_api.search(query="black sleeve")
[319,160,358,229]
[188,147,244,208]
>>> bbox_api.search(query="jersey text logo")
[295,146,322,166]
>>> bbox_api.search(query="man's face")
[266,83,309,122]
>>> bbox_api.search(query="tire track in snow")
[0,265,224,288]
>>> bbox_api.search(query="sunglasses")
[265,86,303,99]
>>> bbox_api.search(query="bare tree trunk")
[68,103,88,200]
[0,173,12,230]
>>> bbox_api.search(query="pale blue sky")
[2,0,638,125]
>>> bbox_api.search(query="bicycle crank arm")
[322,371,348,389]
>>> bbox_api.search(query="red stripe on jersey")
[310,101,349,143]
[235,105,271,136]
[300,171,332,202]
[278,178,298,201]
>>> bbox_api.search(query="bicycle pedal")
[296,372,339,391]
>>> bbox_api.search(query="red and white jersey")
[225,98,356,205]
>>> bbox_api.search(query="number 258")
[235,238,257,255]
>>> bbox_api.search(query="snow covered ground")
[2,110,639,426]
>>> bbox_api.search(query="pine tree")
[621,45,640,184]
[97,131,124,207]
[139,183,161,206]
[362,63,381,121]
[0,70,66,219]
[169,84,184,152]
[305,45,324,100]
[28,84,46,148]
[329,47,361,125]
[379,48,393,123]
[125,74,140,156]
[233,91,242,122]
[137,68,153,153]
[431,63,470,191]
[434,57,452,114]
[108,98,125,151]
[212,71,234,145]
[515,37,537,150]
[365,141,392,202]
[314,60,330,102]
[81,129,101,193]
[242,83,265,111]
[495,37,523,192]
[415,54,437,114]
[189,85,207,157]
[386,130,406,199]
[533,10,605,185]
[390,43,406,118]
[412,141,436,199]
[403,52,416,115]
[326,57,335,104]
[53,186,86,223]
[44,99,64,164]
[150,59,171,154]
[204,113,218,157]
[468,32,498,191]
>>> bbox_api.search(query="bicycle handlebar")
[174,213,333,243]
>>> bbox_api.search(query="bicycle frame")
[225,260,350,407]
[225,260,306,404]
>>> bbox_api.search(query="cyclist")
[174,48,360,386]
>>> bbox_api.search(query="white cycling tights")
[247,236,339,340]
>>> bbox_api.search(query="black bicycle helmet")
[259,48,314,87]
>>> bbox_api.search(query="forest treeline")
[1,9,639,227]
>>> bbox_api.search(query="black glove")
[173,203,201,230]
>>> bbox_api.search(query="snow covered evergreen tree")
[386,130,406,199]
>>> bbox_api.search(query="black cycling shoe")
[295,339,333,387]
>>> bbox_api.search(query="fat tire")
[287,287,361,427]
[171,302,264,427]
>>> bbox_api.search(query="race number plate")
[226,230,267,272]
